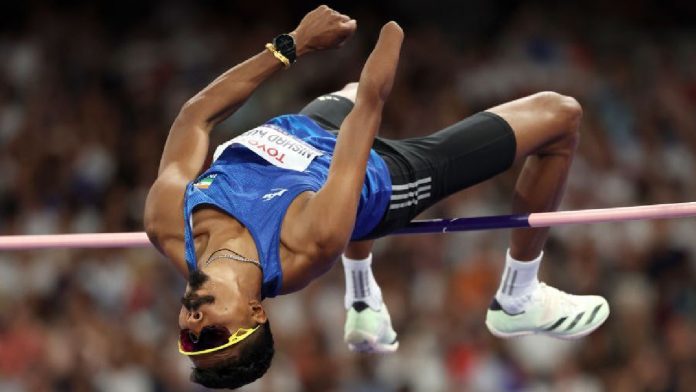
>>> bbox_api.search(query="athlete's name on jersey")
[243,127,320,160]
[213,125,323,172]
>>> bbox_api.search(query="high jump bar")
[1,202,695,250]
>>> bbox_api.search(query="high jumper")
[138,5,605,389]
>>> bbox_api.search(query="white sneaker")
[344,301,399,353]
[486,282,610,340]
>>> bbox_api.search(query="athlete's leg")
[344,240,379,310]
[342,240,398,353]
[299,82,357,130]
[332,82,358,103]
[488,91,581,261]
[485,92,609,338]
[344,239,372,258]
[361,92,578,249]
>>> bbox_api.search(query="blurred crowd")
[1,1,696,391]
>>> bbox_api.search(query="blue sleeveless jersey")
[183,114,392,298]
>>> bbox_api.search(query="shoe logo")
[262,188,288,201]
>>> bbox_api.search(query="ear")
[249,300,268,324]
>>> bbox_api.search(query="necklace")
[205,248,263,271]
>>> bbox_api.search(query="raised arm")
[302,22,404,254]
[144,6,356,256]
[157,6,357,180]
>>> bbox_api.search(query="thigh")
[362,111,516,239]
[486,92,582,161]
[298,94,354,130]
[387,111,516,205]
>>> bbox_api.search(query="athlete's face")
[177,269,264,346]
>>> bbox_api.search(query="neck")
[201,254,264,298]
[197,222,260,268]
[198,239,264,298]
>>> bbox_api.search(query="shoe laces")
[536,282,579,313]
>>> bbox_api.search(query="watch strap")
[265,43,291,68]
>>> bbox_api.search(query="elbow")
[179,95,205,120]
[143,212,166,252]
[143,207,159,241]
[143,188,163,242]
[176,96,213,130]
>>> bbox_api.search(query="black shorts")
[299,94,517,240]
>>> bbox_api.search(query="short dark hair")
[190,321,274,389]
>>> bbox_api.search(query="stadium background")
[1,0,695,391]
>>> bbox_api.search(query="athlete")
[144,5,609,390]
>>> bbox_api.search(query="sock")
[342,253,383,310]
[495,249,542,314]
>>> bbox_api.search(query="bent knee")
[530,91,582,155]
[533,91,583,128]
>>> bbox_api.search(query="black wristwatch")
[272,34,297,65]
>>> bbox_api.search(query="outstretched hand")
[363,21,404,100]
[292,5,357,56]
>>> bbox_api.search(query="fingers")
[369,20,403,61]
[355,20,403,101]
[334,19,357,48]
[341,19,357,33]
[379,21,404,43]
[383,21,403,34]
[333,10,353,27]
[321,4,352,24]
[298,5,402,55]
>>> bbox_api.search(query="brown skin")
[144,5,403,367]
[488,92,582,260]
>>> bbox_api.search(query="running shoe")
[486,282,610,340]
[344,301,399,353]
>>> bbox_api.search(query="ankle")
[495,249,542,313]
[342,254,383,310]
[496,284,538,314]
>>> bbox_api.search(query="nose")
[186,310,204,325]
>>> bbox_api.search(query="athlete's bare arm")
[298,22,403,262]
[143,6,357,268]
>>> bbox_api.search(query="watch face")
[273,34,296,62]
[274,34,295,53]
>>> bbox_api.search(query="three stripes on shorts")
[389,177,432,210]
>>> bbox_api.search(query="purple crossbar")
[395,214,531,234]
[395,201,696,235]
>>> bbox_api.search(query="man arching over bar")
[144,5,609,389]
